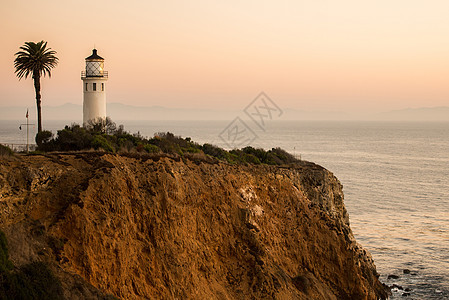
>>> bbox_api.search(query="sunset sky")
[1,0,449,116]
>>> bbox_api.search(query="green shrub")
[225,152,239,164]
[55,124,93,151]
[26,117,300,166]
[201,144,228,159]
[1,262,64,300]
[0,145,13,157]
[150,132,200,155]
[149,135,181,154]
[227,146,298,165]
[242,146,267,162]
[181,146,201,154]
[144,144,160,153]
[92,135,114,152]
[0,230,64,299]
[229,150,261,165]
[267,147,297,164]
[0,231,13,272]
[35,130,53,146]
[244,153,261,164]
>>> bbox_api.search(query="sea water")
[1,120,448,299]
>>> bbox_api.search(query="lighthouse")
[81,49,108,125]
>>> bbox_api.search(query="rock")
[388,274,400,280]
[245,222,260,232]
[391,284,403,290]
[0,153,390,300]
[292,275,311,292]
[402,292,411,296]
[403,269,411,274]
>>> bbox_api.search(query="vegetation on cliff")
[35,118,298,166]
[0,230,63,299]
[0,145,13,157]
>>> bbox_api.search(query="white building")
[81,49,108,125]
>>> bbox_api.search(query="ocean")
[1,119,448,299]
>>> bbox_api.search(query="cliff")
[0,153,388,299]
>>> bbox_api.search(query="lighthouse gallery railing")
[81,71,108,79]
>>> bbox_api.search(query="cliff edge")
[0,153,388,299]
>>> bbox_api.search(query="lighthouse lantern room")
[81,49,108,125]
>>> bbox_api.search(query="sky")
[1,0,449,116]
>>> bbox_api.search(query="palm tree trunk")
[33,72,42,133]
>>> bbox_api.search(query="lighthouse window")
[101,83,104,91]
[85,83,88,91]
[93,83,97,91]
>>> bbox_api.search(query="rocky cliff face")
[0,153,388,299]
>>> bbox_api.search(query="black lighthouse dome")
[86,49,104,61]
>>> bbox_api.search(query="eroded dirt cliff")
[0,153,388,299]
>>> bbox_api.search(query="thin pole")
[26,112,29,153]
[20,109,34,153]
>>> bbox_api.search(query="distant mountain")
[1,103,448,122]
[0,103,238,121]
[281,108,356,121]
[0,103,82,122]
[106,103,238,121]
[373,107,449,122]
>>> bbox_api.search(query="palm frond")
[13,40,59,80]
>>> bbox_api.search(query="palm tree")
[14,41,58,133]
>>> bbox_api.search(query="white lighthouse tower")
[81,49,108,125]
